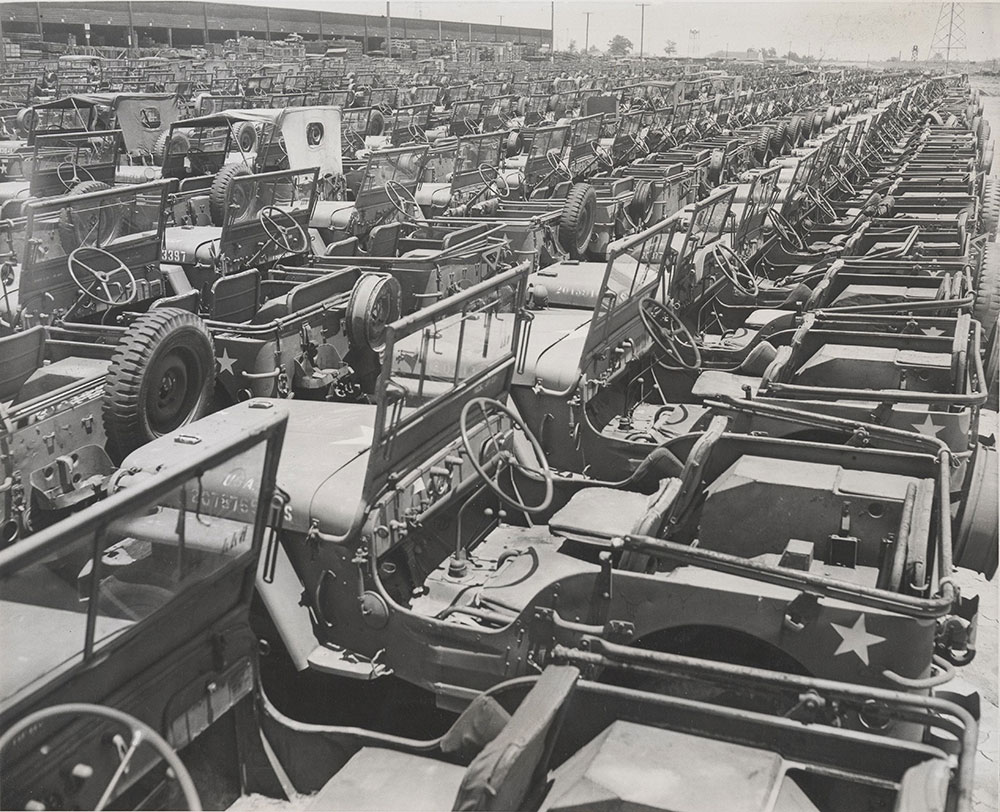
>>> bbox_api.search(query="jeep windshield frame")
[580,215,679,366]
[20,179,171,316]
[366,262,531,500]
[356,144,429,211]
[29,130,122,196]
[0,407,286,711]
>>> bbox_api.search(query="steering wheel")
[591,139,614,168]
[0,703,202,810]
[804,185,837,222]
[57,161,96,191]
[460,397,553,514]
[477,162,510,198]
[68,246,137,306]
[385,180,422,220]
[259,206,308,253]
[639,297,702,370]
[545,150,573,179]
[712,244,761,297]
[830,166,858,197]
[407,122,427,142]
[766,208,807,251]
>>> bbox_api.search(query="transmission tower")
[688,29,700,58]
[928,3,967,69]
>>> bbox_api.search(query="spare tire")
[558,183,597,260]
[505,130,523,158]
[367,109,385,137]
[153,129,190,164]
[70,180,112,196]
[346,273,402,354]
[103,307,215,462]
[231,121,257,152]
[754,127,773,162]
[788,115,804,147]
[974,243,1000,332]
[628,179,655,224]
[209,162,253,227]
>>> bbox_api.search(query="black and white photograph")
[0,0,997,809]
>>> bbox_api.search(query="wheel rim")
[146,346,203,434]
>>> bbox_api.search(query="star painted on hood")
[217,349,237,376]
[831,614,885,666]
[910,413,944,437]
[921,326,945,337]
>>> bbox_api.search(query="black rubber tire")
[209,162,252,227]
[812,112,825,135]
[771,121,788,155]
[979,142,994,175]
[754,127,773,162]
[152,129,190,164]
[952,443,998,579]
[103,307,215,462]
[628,179,655,223]
[367,110,385,137]
[787,115,804,147]
[232,121,257,152]
[346,273,402,354]
[505,130,523,158]
[558,183,597,260]
[974,243,1000,335]
[70,180,112,196]
[981,177,1000,241]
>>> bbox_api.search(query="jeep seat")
[0,326,45,402]
[303,748,465,812]
[540,720,820,812]
[311,199,356,231]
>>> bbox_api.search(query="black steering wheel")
[460,397,553,514]
[385,180,423,221]
[804,185,837,222]
[545,149,573,179]
[0,703,202,810]
[477,162,511,198]
[68,246,137,306]
[639,297,702,370]
[766,208,807,251]
[57,161,96,191]
[591,139,614,168]
[712,244,761,297]
[259,206,308,253]
[407,122,427,142]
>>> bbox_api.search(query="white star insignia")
[831,614,885,665]
[217,349,237,376]
[331,425,375,446]
[910,413,944,437]
[921,327,945,337]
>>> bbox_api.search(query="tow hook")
[936,590,978,665]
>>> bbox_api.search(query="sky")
[125,0,1000,62]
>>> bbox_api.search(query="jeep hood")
[272,399,378,536]
[117,399,378,537]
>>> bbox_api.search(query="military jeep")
[150,262,980,734]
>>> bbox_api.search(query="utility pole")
[636,3,649,65]
[550,1,554,62]
[385,1,391,58]
[584,11,592,54]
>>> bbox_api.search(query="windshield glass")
[362,147,426,194]
[454,132,504,178]
[27,181,167,264]
[0,431,278,704]
[373,264,530,447]
[31,131,119,172]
